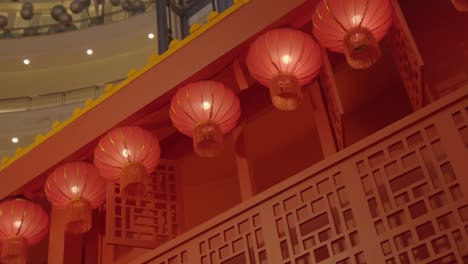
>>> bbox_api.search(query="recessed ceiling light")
[148,33,155,39]
[86,49,93,55]
[23,59,30,65]
[11,137,19,143]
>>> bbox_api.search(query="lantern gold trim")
[66,198,92,234]
[344,27,381,69]
[120,162,147,199]
[193,121,223,157]
[1,236,28,264]
[270,73,301,111]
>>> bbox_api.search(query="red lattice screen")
[355,121,468,263]
[132,90,467,264]
[106,159,178,249]
[452,107,468,148]
[386,0,425,110]
[320,48,345,150]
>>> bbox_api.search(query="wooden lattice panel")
[320,48,345,150]
[272,171,364,264]
[106,160,178,248]
[198,213,267,264]
[150,248,189,264]
[386,0,425,110]
[356,124,468,263]
[452,106,468,148]
[137,92,468,264]
[139,211,268,264]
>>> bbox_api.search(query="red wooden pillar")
[232,125,256,201]
[305,81,339,157]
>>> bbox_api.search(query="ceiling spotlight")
[148,33,155,39]
[11,137,19,143]
[86,49,93,55]
[23,59,30,65]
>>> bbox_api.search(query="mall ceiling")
[0,10,158,99]
[0,6,159,157]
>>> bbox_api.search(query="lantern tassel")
[344,27,381,69]
[193,121,223,157]
[66,198,92,234]
[270,73,301,111]
[1,236,28,264]
[120,162,147,199]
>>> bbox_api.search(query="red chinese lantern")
[452,0,468,11]
[246,28,322,111]
[94,126,161,199]
[0,198,49,264]
[312,0,393,69]
[170,81,241,157]
[44,162,106,234]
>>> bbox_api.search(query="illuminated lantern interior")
[170,81,241,157]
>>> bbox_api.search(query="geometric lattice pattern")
[452,107,468,148]
[142,212,268,264]
[320,48,345,150]
[386,0,425,110]
[272,171,364,264]
[357,123,468,263]
[199,214,266,264]
[106,159,178,249]
[137,93,468,264]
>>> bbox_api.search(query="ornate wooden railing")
[156,0,234,54]
[106,160,180,249]
[130,86,468,264]
[0,0,155,39]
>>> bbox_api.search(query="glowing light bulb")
[202,101,211,110]
[148,33,155,39]
[71,186,80,194]
[14,220,22,228]
[86,49,93,55]
[11,137,19,143]
[122,149,129,157]
[282,55,291,64]
[23,59,30,65]
[352,15,362,25]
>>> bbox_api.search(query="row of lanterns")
[0,0,402,262]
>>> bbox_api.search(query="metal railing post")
[156,0,170,54]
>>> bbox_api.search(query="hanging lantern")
[0,198,49,264]
[44,162,106,234]
[246,28,322,111]
[94,126,161,199]
[452,0,468,11]
[170,81,241,158]
[312,0,393,69]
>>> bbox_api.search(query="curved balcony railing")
[0,78,125,114]
[0,0,235,113]
[0,0,233,54]
[0,0,155,39]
